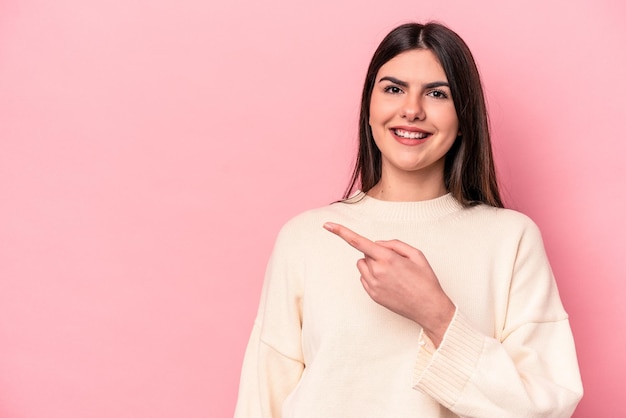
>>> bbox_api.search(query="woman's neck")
[367,167,447,202]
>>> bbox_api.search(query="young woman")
[234,22,583,417]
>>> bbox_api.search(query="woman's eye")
[384,86,403,94]
[428,89,449,99]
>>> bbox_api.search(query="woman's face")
[369,49,459,182]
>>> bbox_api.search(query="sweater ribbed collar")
[344,191,464,222]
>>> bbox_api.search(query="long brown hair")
[344,22,503,208]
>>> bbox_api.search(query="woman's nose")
[401,97,425,121]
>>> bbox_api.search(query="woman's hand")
[324,222,455,347]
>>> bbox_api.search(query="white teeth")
[394,129,428,139]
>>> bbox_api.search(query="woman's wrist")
[420,299,456,348]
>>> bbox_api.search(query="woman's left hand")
[324,222,455,347]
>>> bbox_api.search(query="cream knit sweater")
[234,193,583,418]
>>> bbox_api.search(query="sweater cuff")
[413,309,485,409]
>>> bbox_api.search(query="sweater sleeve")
[412,219,583,417]
[234,224,305,418]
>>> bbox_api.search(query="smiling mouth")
[392,128,430,140]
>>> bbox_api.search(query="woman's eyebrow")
[379,76,450,90]
[378,76,408,87]
[424,81,450,89]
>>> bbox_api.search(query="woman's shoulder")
[279,202,351,234]
[467,204,545,238]
[268,202,353,256]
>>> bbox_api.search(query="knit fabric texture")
[234,193,583,418]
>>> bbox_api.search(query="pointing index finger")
[323,222,382,259]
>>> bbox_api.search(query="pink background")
[1,0,624,416]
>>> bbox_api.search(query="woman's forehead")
[376,49,447,82]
